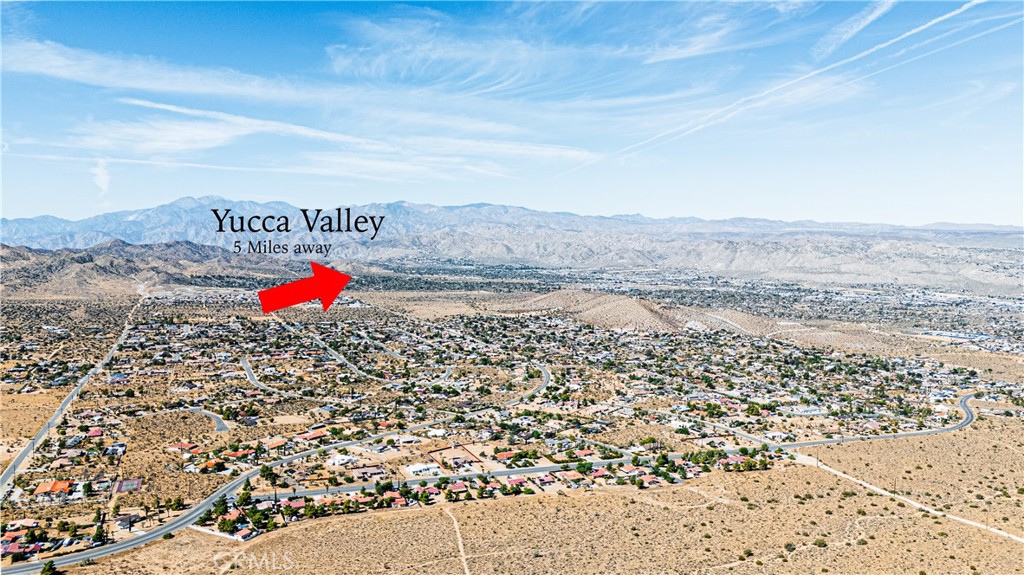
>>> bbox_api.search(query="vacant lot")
[356,290,520,320]
[116,411,233,507]
[808,412,1024,539]
[590,419,685,452]
[67,462,1022,575]
[0,390,62,468]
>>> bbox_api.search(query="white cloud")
[642,27,737,64]
[89,159,110,198]
[2,39,331,104]
[323,28,618,98]
[812,0,898,60]
[119,99,392,151]
[50,97,599,178]
[563,0,989,172]
[70,118,253,155]
[396,136,598,163]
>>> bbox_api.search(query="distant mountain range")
[3,196,1020,249]
[2,196,1022,294]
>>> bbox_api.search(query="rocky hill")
[0,240,301,297]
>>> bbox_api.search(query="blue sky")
[2,1,1021,225]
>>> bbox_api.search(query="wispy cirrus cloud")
[9,147,509,184]
[2,39,559,137]
[1,39,327,103]
[112,99,595,161]
[324,6,794,96]
[561,0,991,173]
[812,0,898,60]
[69,117,255,155]
[4,0,1017,220]
[642,27,737,64]
[323,24,629,100]
[641,10,804,66]
[118,99,392,151]
[35,94,599,184]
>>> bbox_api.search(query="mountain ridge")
[2,196,1021,296]
[4,195,1020,233]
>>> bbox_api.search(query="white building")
[327,454,357,467]
[406,462,441,476]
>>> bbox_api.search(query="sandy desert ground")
[355,291,524,320]
[65,461,1023,575]
[0,390,62,469]
[806,411,1024,540]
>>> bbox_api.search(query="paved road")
[361,333,404,360]
[428,365,453,385]
[779,394,976,450]
[646,394,977,453]
[279,321,387,382]
[533,364,552,396]
[5,394,978,573]
[1,360,554,572]
[126,407,230,434]
[0,307,139,495]
[3,464,257,575]
[503,363,550,408]
[1,415,455,575]
[251,450,700,503]
[186,408,230,433]
[241,357,316,402]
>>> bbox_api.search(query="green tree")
[212,494,229,517]
[237,491,252,507]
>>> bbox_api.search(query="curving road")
[241,357,317,403]
[186,408,230,433]
[278,321,386,382]
[428,365,453,386]
[647,394,977,453]
[3,393,979,573]
[1,413,456,575]
[126,407,230,434]
[3,356,554,574]
[6,330,982,575]
[779,394,976,450]
[500,363,550,408]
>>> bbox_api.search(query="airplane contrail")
[624,15,1022,156]
[800,17,1023,112]
[813,0,898,61]
[557,0,989,175]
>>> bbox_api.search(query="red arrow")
[258,262,351,314]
